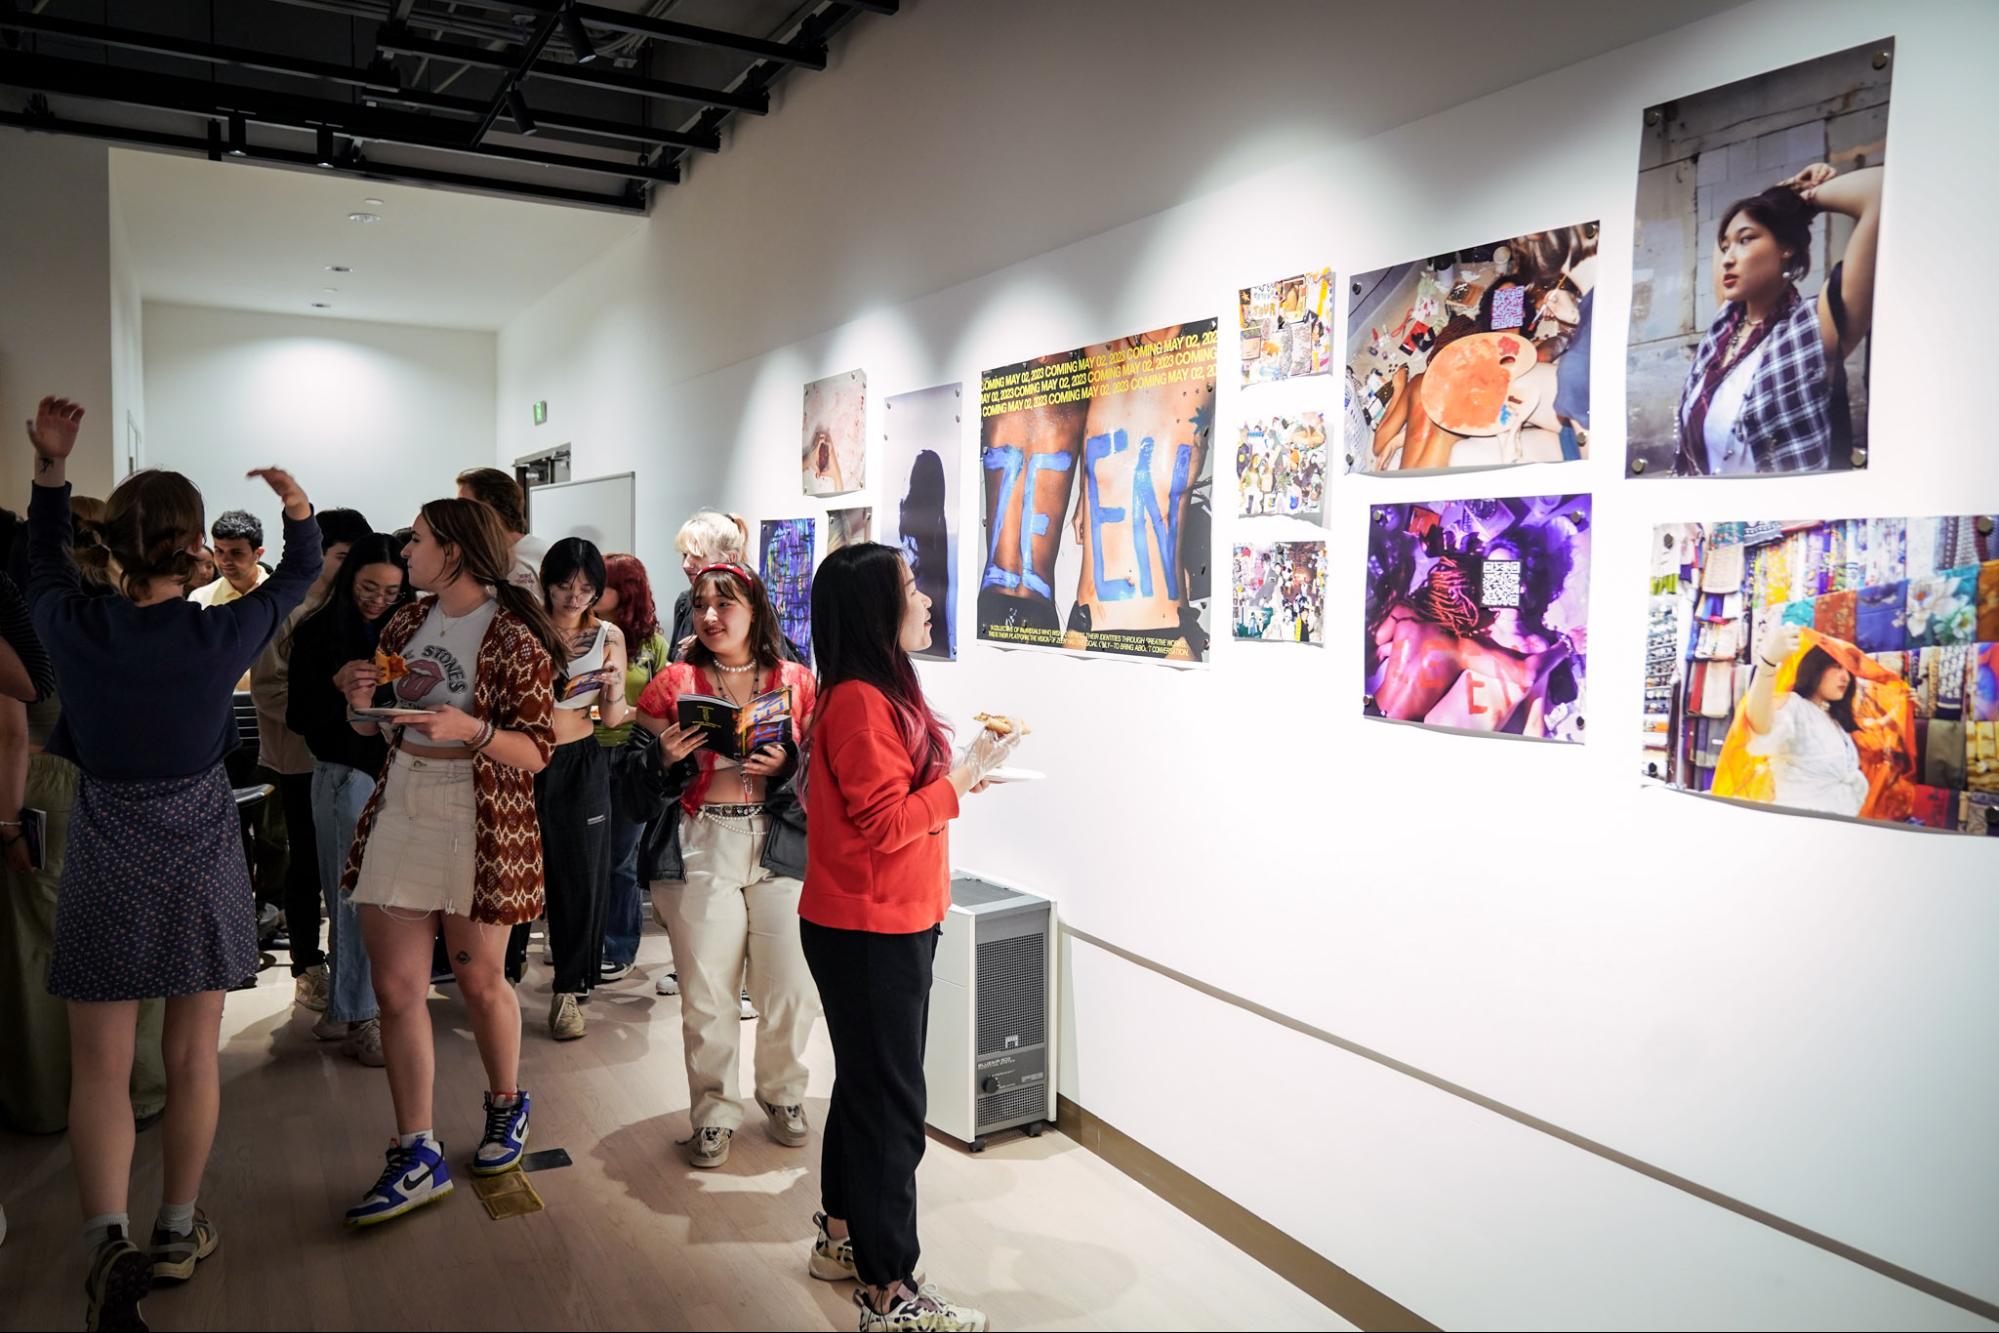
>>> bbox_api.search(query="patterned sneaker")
[759,1098,809,1148]
[147,1209,218,1284]
[293,964,330,1012]
[549,992,586,1041]
[808,1211,856,1282]
[84,1227,151,1333]
[654,971,680,996]
[686,1126,732,1169]
[344,1139,453,1227]
[856,1282,989,1332]
[342,1017,386,1067]
[474,1091,531,1176]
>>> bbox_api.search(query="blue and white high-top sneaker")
[344,1138,454,1228]
[474,1090,531,1176]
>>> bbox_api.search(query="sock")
[83,1212,129,1252]
[397,1129,435,1150]
[491,1091,519,1108]
[155,1200,195,1237]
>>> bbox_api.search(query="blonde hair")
[674,509,749,563]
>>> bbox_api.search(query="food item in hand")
[373,649,410,684]
[972,712,1030,738]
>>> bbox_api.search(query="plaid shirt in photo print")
[1678,266,1846,475]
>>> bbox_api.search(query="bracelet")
[0,820,20,830]
[473,719,497,750]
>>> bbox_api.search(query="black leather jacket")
[610,725,807,883]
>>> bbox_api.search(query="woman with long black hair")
[798,543,1019,1332]
[286,532,412,1065]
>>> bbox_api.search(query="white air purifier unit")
[923,875,1057,1151]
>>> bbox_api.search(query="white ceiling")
[111,148,644,332]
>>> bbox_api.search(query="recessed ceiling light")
[311,302,332,309]
[362,197,384,207]
[347,211,380,224]
[326,264,351,273]
[322,286,340,294]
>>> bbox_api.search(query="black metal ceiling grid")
[0,0,891,212]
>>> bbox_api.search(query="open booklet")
[555,626,609,711]
[676,685,793,760]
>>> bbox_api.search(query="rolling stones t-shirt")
[392,598,499,748]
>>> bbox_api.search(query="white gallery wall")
[0,130,118,508]
[497,1,1999,1326]
[144,304,496,541]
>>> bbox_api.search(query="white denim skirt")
[350,750,478,918]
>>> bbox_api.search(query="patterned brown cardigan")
[339,597,556,925]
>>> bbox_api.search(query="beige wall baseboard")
[1056,1095,1437,1332]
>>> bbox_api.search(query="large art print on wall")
[884,384,962,661]
[1644,514,1999,835]
[1626,39,1892,477]
[1365,495,1591,742]
[1344,224,1597,475]
[978,317,1217,665]
[759,517,815,664]
[1239,269,1334,385]
[803,369,867,495]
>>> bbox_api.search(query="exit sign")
[532,400,548,426]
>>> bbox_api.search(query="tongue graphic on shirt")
[397,658,447,704]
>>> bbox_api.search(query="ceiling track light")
[316,124,336,169]
[508,86,537,136]
[561,5,598,65]
[227,112,248,157]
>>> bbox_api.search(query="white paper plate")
[985,766,1046,784]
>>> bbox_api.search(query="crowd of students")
[3,397,1023,1333]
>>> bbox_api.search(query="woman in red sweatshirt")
[799,543,1016,1333]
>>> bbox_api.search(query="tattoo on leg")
[456,950,470,964]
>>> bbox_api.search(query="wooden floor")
[0,926,1348,1332]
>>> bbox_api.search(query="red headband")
[695,561,758,586]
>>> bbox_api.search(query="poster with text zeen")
[1365,495,1591,742]
[978,318,1216,665]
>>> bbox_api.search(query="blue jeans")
[603,812,646,967]
[312,760,379,1023]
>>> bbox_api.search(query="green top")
[595,629,670,749]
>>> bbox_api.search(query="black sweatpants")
[802,918,938,1288]
[277,771,323,974]
[530,737,611,995]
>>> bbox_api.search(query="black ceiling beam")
[471,6,561,144]
[0,50,677,183]
[0,9,718,152]
[451,0,828,69]
[829,0,898,13]
[377,29,769,114]
[0,108,644,212]
[658,1,869,172]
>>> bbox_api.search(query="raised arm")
[218,468,322,659]
[23,398,84,617]
[1786,164,1884,360]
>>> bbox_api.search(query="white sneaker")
[760,1098,809,1148]
[856,1283,988,1332]
[342,1017,386,1067]
[311,1012,349,1042]
[550,993,586,1041]
[739,988,758,1021]
[686,1126,731,1169]
[655,971,680,996]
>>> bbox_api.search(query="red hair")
[602,553,659,647]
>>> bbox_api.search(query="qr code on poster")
[1480,559,1522,608]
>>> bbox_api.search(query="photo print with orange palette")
[1342,223,1596,475]
[1643,513,1999,835]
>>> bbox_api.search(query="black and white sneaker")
[597,961,634,984]
[856,1282,988,1332]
